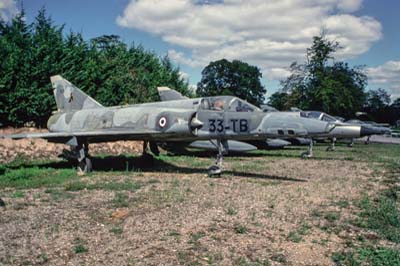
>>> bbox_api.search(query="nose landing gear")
[301,138,314,158]
[208,139,228,177]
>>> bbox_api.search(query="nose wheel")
[326,137,336,152]
[208,140,228,177]
[347,139,354,148]
[78,157,92,173]
[301,138,314,158]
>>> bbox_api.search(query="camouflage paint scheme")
[1,76,336,174]
[156,87,387,158]
[5,76,335,144]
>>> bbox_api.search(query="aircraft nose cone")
[360,126,381,137]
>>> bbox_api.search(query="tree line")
[0,8,190,127]
[195,35,398,125]
[267,35,399,124]
[0,9,398,127]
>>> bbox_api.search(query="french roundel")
[159,117,167,128]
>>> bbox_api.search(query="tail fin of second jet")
[157,86,188,101]
[51,75,104,112]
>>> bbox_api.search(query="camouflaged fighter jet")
[2,76,336,176]
[157,88,386,159]
[156,87,293,153]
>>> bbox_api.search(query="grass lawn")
[0,143,399,265]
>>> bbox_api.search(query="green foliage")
[358,195,400,243]
[10,190,25,198]
[0,166,76,189]
[110,226,123,235]
[267,92,289,111]
[324,211,340,222]
[333,247,400,266]
[234,224,248,234]
[357,247,400,266]
[197,59,266,106]
[64,180,142,192]
[287,231,303,243]
[111,192,129,208]
[226,206,237,215]
[287,222,311,242]
[0,8,189,127]
[276,33,367,118]
[363,88,396,123]
[0,164,6,175]
[73,238,88,254]
[365,88,391,112]
[189,231,206,243]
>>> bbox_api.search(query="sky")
[1,0,399,100]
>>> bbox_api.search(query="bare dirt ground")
[0,128,397,266]
[0,128,143,163]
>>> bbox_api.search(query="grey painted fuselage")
[4,76,335,147]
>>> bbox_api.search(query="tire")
[208,165,222,177]
[78,157,92,173]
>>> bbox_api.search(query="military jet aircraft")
[345,119,391,144]
[155,87,291,154]
[157,87,379,159]
[2,76,337,176]
[297,111,388,156]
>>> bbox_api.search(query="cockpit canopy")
[300,111,338,122]
[199,96,260,112]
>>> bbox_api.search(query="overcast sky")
[1,0,399,100]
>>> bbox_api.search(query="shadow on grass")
[166,147,307,159]
[6,154,306,183]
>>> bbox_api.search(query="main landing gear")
[208,139,228,177]
[78,142,92,173]
[62,140,92,174]
[347,139,354,148]
[301,138,314,159]
[139,141,157,168]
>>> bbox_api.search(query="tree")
[267,92,288,110]
[392,98,400,108]
[0,10,33,126]
[363,88,392,123]
[0,8,190,127]
[29,7,65,126]
[197,59,266,106]
[364,88,391,112]
[278,33,367,118]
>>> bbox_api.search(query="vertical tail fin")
[51,75,104,112]
[157,86,189,101]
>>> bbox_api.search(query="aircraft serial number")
[208,119,248,133]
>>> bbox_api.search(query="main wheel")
[326,146,334,152]
[347,143,353,148]
[301,152,312,159]
[78,157,92,173]
[208,165,222,177]
[149,142,160,156]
